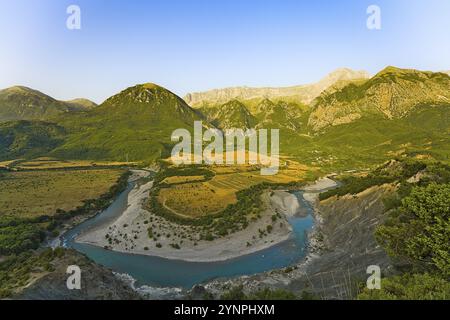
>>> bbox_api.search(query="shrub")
[376,183,450,276]
[358,273,450,300]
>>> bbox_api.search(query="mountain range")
[184,68,370,107]
[308,67,450,131]
[0,67,449,168]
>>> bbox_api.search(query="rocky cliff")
[185,68,370,107]
[15,249,140,300]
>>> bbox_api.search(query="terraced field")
[0,160,20,169]
[157,160,311,218]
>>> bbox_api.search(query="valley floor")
[76,170,300,262]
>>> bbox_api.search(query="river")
[61,179,334,289]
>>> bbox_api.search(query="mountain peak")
[0,86,100,121]
[223,99,245,107]
[102,82,183,108]
[204,99,255,129]
[328,67,369,77]
[1,86,53,99]
[319,68,370,84]
[139,83,165,90]
[375,66,430,77]
[0,86,68,121]
[3,85,32,93]
[379,65,404,73]
[65,98,98,110]
[52,83,204,161]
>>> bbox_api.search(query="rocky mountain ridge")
[184,68,370,107]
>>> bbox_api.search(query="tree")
[250,288,297,300]
[376,183,450,276]
[358,273,450,300]
[221,285,246,300]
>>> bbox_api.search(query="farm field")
[157,159,313,218]
[0,160,20,169]
[0,168,125,218]
[161,175,205,184]
[8,158,136,170]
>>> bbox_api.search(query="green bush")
[0,219,45,255]
[376,183,450,276]
[221,285,299,300]
[249,288,297,300]
[0,248,67,298]
[358,273,450,300]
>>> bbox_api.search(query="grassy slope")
[51,84,205,162]
[309,67,450,131]
[1,103,447,172]
[0,121,66,161]
[284,105,450,171]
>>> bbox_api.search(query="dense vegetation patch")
[0,247,66,298]
[154,165,215,187]
[376,183,450,277]
[0,170,130,255]
[0,217,46,255]
[358,273,450,300]
[354,160,450,300]
[219,285,316,300]
[0,121,66,161]
[321,159,449,299]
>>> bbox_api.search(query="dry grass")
[158,182,235,218]
[161,175,205,184]
[0,160,20,169]
[13,158,136,170]
[0,169,124,218]
[158,159,310,218]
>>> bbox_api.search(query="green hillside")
[0,121,66,161]
[51,83,205,162]
[309,67,450,131]
[199,97,310,134]
[199,100,257,129]
[64,98,98,110]
[253,99,309,131]
[285,104,450,171]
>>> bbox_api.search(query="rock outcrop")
[15,249,141,300]
[184,68,370,107]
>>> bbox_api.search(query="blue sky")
[1,0,450,103]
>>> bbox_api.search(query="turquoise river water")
[61,183,318,288]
